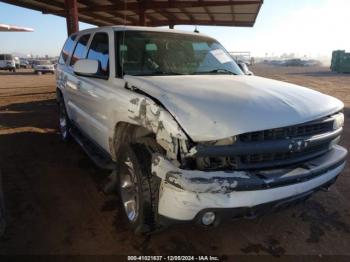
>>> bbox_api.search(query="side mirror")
[73,59,99,77]
[238,62,254,76]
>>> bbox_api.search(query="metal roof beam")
[75,1,262,13]
[1,0,62,13]
[147,19,254,27]
[78,0,138,25]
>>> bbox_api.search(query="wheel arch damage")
[110,82,190,163]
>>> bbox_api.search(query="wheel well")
[110,122,157,161]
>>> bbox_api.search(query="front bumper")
[152,145,347,221]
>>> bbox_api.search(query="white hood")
[124,75,343,142]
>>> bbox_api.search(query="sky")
[0,0,349,59]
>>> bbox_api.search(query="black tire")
[116,139,162,234]
[57,93,71,142]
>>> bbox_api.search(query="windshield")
[35,60,52,65]
[116,31,243,76]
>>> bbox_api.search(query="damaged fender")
[126,85,188,159]
[151,153,250,194]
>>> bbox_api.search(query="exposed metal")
[1,0,263,28]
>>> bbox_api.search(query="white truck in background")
[0,54,16,72]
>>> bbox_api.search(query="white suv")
[56,26,347,234]
[0,54,16,72]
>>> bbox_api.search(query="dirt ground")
[0,65,349,257]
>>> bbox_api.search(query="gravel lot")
[0,66,349,257]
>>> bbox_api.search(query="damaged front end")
[149,111,347,222]
[125,80,347,223]
[151,145,347,222]
[126,84,190,161]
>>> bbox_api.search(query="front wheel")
[117,140,162,234]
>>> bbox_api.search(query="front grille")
[235,143,329,168]
[194,113,342,171]
[239,118,334,142]
[231,116,337,169]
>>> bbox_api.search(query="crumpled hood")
[124,75,343,142]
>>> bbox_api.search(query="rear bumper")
[152,145,347,221]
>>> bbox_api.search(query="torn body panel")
[126,88,188,160]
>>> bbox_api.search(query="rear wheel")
[58,96,71,142]
[117,139,162,234]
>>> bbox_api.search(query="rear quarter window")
[58,35,76,65]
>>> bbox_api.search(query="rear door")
[64,33,91,130]
[57,34,77,119]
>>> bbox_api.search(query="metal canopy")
[2,0,263,27]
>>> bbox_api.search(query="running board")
[70,126,116,170]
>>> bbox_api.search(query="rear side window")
[70,34,91,66]
[87,33,109,77]
[58,35,76,65]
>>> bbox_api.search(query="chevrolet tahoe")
[56,26,347,234]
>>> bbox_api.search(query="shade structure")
[2,0,263,28]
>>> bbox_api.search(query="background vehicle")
[56,26,347,234]
[14,56,20,69]
[33,60,55,74]
[19,58,30,68]
[237,61,254,75]
[0,54,16,72]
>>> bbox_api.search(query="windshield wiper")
[133,70,185,76]
[193,69,237,75]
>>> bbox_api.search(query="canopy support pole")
[65,0,79,35]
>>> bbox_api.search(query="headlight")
[333,113,344,130]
